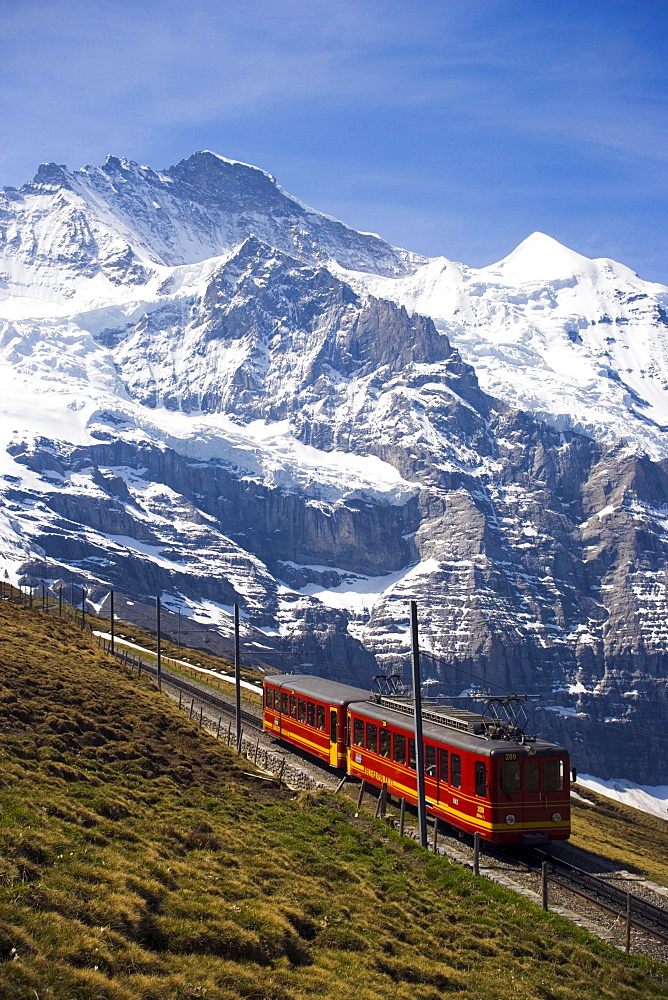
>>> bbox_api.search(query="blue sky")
[1,0,666,281]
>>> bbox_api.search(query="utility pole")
[110,589,115,655]
[156,595,162,692]
[234,603,241,752]
[177,610,181,648]
[81,586,86,630]
[410,599,428,848]
[58,586,62,618]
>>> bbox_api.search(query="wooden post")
[59,585,62,618]
[156,596,162,693]
[278,758,285,783]
[234,603,241,753]
[216,716,221,740]
[541,862,549,911]
[199,705,203,728]
[334,776,347,794]
[473,831,480,875]
[399,797,406,837]
[189,698,195,720]
[110,589,115,655]
[42,584,46,613]
[625,892,632,954]
[357,780,367,810]
[177,610,181,648]
[178,691,182,710]
[254,737,260,763]
[432,818,438,853]
[374,783,388,819]
[410,600,428,848]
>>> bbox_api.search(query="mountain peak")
[485,231,592,282]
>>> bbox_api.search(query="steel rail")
[529,849,668,944]
[111,645,262,731]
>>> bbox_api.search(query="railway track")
[110,641,668,952]
[115,645,262,732]
[526,849,668,945]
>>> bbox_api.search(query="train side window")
[317,705,326,731]
[353,718,364,746]
[475,761,487,797]
[408,738,415,770]
[525,759,540,793]
[425,744,436,776]
[281,692,289,714]
[393,732,406,764]
[289,695,297,719]
[439,748,448,783]
[298,699,306,723]
[330,710,338,743]
[365,723,378,753]
[379,728,391,758]
[451,753,461,789]
[544,759,564,792]
[500,761,521,793]
[307,702,315,728]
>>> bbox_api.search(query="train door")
[522,756,542,829]
[329,708,339,766]
[424,743,438,811]
[498,753,524,831]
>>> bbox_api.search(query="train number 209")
[504,753,517,761]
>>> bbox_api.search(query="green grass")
[0,596,666,999]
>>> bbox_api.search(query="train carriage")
[263,674,570,844]
[263,675,369,767]
[346,698,570,845]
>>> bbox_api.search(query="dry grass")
[0,596,666,999]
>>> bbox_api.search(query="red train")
[263,674,570,845]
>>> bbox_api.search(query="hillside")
[0,597,665,999]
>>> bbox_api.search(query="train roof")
[348,699,568,758]
[265,673,567,757]
[266,673,371,707]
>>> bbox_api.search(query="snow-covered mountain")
[1,152,667,782]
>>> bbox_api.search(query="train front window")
[307,702,315,728]
[501,761,521,793]
[544,759,564,792]
[393,733,406,764]
[451,753,461,789]
[316,705,325,731]
[365,723,378,752]
[298,699,306,723]
[353,718,364,746]
[379,728,391,758]
[265,688,273,710]
[475,761,487,797]
[525,759,540,793]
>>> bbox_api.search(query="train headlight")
[505,814,516,825]
[551,812,562,823]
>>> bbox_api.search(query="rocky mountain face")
[1,152,667,783]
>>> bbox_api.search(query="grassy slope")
[0,599,665,1000]
[570,788,668,887]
